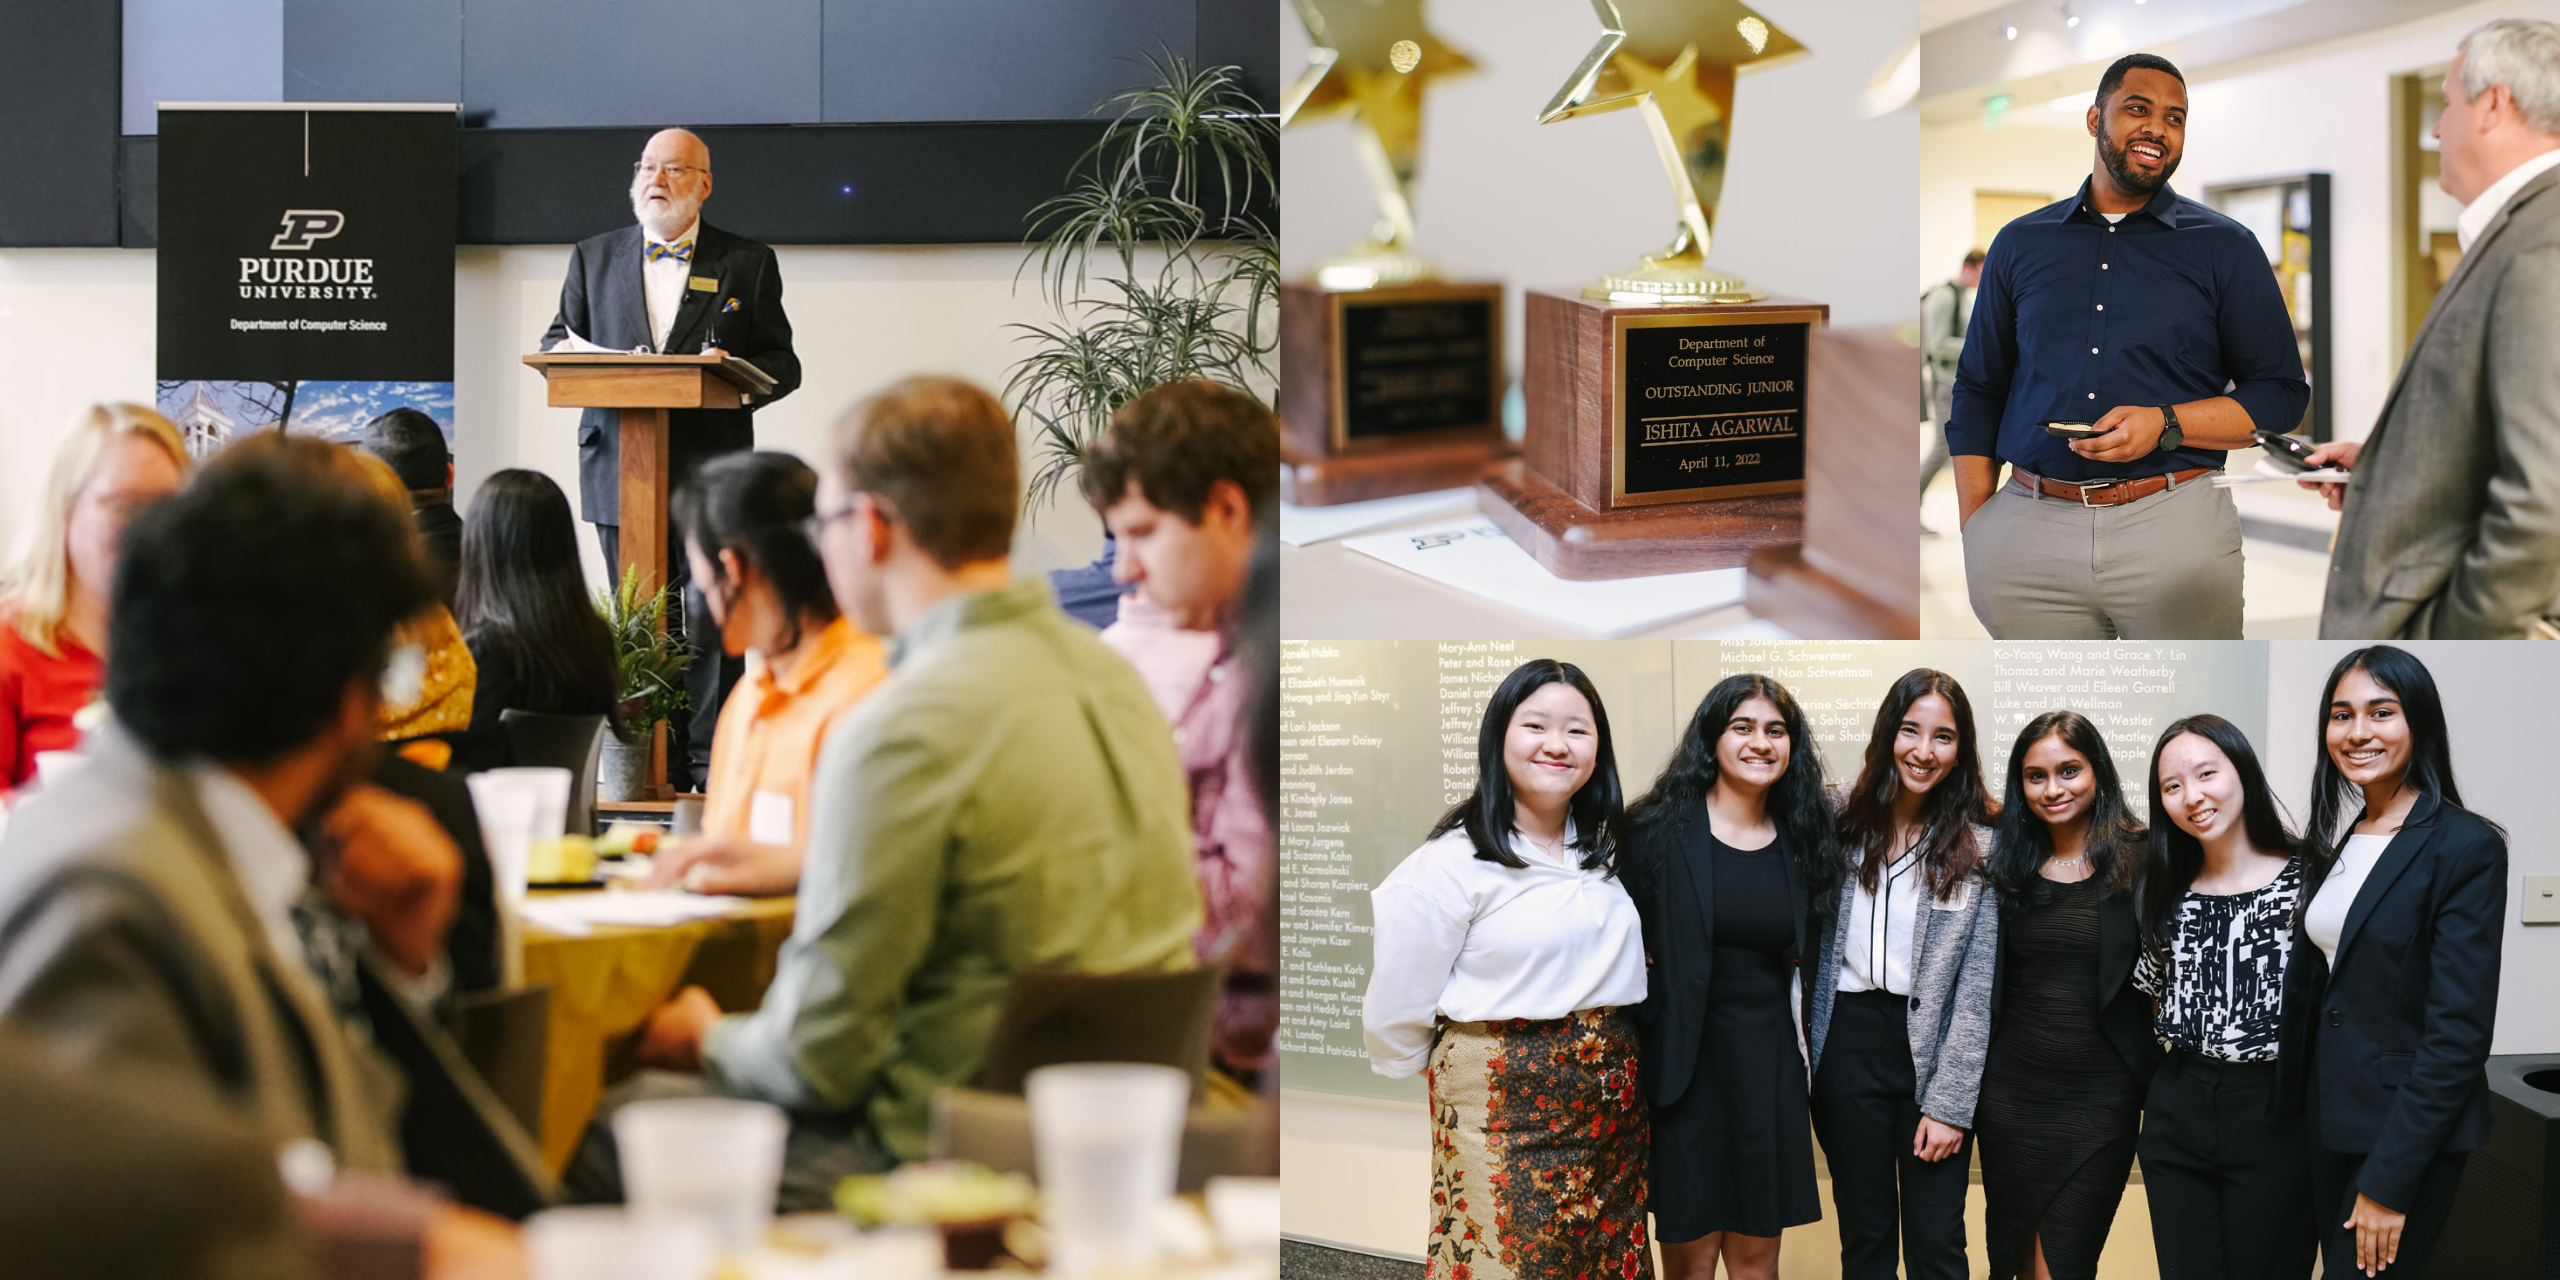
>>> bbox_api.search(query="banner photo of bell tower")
[154,104,456,455]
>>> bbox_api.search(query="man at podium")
[541,127,801,788]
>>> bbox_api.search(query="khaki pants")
[1963,471,2243,639]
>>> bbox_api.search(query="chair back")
[497,711,604,836]
[974,965,1224,1097]
[443,983,552,1139]
[931,1086,1262,1193]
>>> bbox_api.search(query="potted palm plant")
[1011,51,1278,622]
[596,566,689,802]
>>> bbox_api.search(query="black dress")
[1977,876,2141,1279]
[1651,830,1822,1242]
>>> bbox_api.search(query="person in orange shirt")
[647,451,886,895]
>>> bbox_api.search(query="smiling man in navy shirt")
[1948,53,2309,639]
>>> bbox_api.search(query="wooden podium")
[521,351,777,795]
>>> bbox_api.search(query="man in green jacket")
[622,377,1203,1209]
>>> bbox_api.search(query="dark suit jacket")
[371,754,499,995]
[2322,166,2560,637]
[414,500,462,612]
[540,220,802,525]
[1990,874,2158,1085]
[1627,808,1809,1108]
[2279,793,2506,1212]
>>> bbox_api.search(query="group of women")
[1363,650,2507,1280]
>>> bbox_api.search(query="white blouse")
[1838,849,1922,996]
[1361,826,1648,1078]
[2307,832,2393,966]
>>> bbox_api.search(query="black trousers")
[2136,1051,2315,1279]
[1810,989,1972,1280]
[2311,1146,2468,1279]
[596,522,741,792]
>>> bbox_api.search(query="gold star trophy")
[1476,0,1829,580]
[1276,0,1514,506]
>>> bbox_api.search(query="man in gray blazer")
[2315,18,2560,638]
[0,440,479,1206]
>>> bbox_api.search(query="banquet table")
[519,889,797,1170]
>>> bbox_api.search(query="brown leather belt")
[2013,465,2215,508]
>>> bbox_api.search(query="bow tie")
[646,240,693,264]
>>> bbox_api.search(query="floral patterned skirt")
[1423,1007,1653,1280]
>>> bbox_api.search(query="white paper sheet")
[1277,487,1479,546]
[517,890,750,937]
[1339,519,1747,637]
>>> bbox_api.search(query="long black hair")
[1837,668,1995,905]
[2140,715,2301,940]
[454,468,618,719]
[1429,658,1622,872]
[1990,710,2146,902]
[2306,646,2494,872]
[1622,673,1834,900]
[672,451,841,654]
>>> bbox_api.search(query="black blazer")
[1627,808,1809,1108]
[2278,793,2506,1212]
[540,220,803,525]
[1989,875,2158,1086]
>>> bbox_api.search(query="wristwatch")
[2155,403,2183,453]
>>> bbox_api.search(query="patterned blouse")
[2134,857,2302,1062]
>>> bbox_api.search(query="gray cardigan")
[1805,787,2000,1129]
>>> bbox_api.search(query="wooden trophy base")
[1484,288,1824,580]
[1281,434,1516,506]
[1479,458,1802,581]
[1279,279,1512,506]
[1742,326,1923,638]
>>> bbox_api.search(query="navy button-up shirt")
[1947,180,2309,482]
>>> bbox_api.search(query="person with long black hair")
[1806,669,2000,1280]
[2132,715,2317,1278]
[1363,659,1649,1280]
[1976,711,2156,1280]
[645,452,886,896]
[450,469,619,772]
[1621,674,1832,1280]
[2282,646,2506,1279]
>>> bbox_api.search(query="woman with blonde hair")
[0,404,189,790]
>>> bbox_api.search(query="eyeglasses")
[802,495,863,543]
[632,162,708,181]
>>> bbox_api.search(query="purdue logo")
[270,209,345,251]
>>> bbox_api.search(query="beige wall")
[0,242,1116,592]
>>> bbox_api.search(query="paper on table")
[517,889,749,937]
[1277,486,1479,546]
[1340,519,1747,637]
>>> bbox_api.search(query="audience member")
[644,452,886,896]
[450,469,620,774]
[0,404,188,791]
[322,448,478,766]
[575,378,1201,1210]
[359,407,463,611]
[0,436,459,1190]
[1081,380,1280,1084]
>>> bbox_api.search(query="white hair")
[2460,18,2560,136]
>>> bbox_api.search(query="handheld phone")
[2043,421,2101,440]
[2254,430,2319,473]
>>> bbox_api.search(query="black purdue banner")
[156,106,456,458]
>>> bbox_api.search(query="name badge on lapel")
[687,276,718,292]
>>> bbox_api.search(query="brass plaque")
[1329,283,1504,448]
[1610,309,1821,506]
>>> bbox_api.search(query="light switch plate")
[2525,875,2560,925]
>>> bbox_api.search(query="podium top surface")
[522,350,777,397]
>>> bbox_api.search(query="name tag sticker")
[688,275,719,292]
[749,790,794,846]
